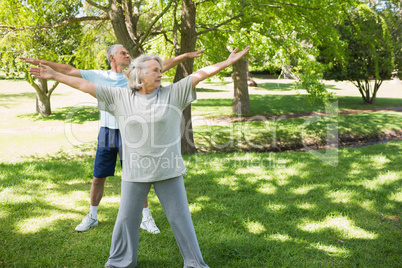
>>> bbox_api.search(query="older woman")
[29,46,249,268]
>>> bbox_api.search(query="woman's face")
[141,59,163,90]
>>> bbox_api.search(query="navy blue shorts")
[93,127,122,178]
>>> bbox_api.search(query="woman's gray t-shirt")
[95,75,195,183]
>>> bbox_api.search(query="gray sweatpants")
[105,176,209,268]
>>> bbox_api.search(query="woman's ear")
[136,69,141,80]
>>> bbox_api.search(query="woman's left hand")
[227,46,250,64]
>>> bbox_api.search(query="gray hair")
[124,54,164,91]
[106,44,124,63]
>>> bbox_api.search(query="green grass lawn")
[0,142,401,267]
[194,111,402,152]
[192,94,402,118]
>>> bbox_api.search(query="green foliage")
[297,59,339,105]
[322,4,394,82]
[372,0,402,78]
[0,1,83,78]
[71,22,116,70]
[195,0,354,104]
[0,0,116,77]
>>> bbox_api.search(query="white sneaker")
[75,212,98,232]
[140,215,160,234]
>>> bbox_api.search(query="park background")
[1,0,401,267]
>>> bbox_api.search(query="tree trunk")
[370,79,382,105]
[36,93,51,116]
[232,57,250,115]
[356,79,382,104]
[35,78,52,116]
[174,0,197,154]
[109,0,141,57]
[247,60,258,87]
[27,76,58,117]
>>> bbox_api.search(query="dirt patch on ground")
[196,129,402,154]
[198,106,402,153]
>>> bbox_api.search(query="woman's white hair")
[124,54,163,91]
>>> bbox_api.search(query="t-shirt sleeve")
[80,70,100,83]
[95,84,119,115]
[168,75,196,110]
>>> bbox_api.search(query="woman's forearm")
[191,47,249,89]
[29,64,96,98]
[191,60,231,87]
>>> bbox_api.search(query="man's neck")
[111,64,127,74]
[111,67,123,73]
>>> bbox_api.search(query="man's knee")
[93,177,106,186]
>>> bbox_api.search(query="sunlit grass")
[298,216,378,240]
[0,141,401,267]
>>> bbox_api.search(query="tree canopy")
[0,0,86,115]
[320,4,394,104]
[1,0,399,147]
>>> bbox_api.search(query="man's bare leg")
[76,176,159,233]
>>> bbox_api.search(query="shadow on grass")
[193,94,402,118]
[183,142,402,267]
[202,81,232,86]
[325,84,345,91]
[19,106,99,124]
[257,82,296,91]
[0,92,37,109]
[196,87,229,93]
[0,142,401,267]
[0,156,121,266]
[255,81,351,92]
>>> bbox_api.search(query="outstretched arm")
[191,47,249,89]
[29,64,96,98]
[162,49,205,73]
[20,57,82,77]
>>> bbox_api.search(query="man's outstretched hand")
[187,49,206,59]
[20,57,40,65]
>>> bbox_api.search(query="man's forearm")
[41,61,81,77]
[162,53,188,73]
[162,50,205,73]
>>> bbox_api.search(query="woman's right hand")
[29,63,55,80]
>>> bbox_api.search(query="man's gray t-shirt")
[95,75,195,183]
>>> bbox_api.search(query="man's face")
[111,46,131,68]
